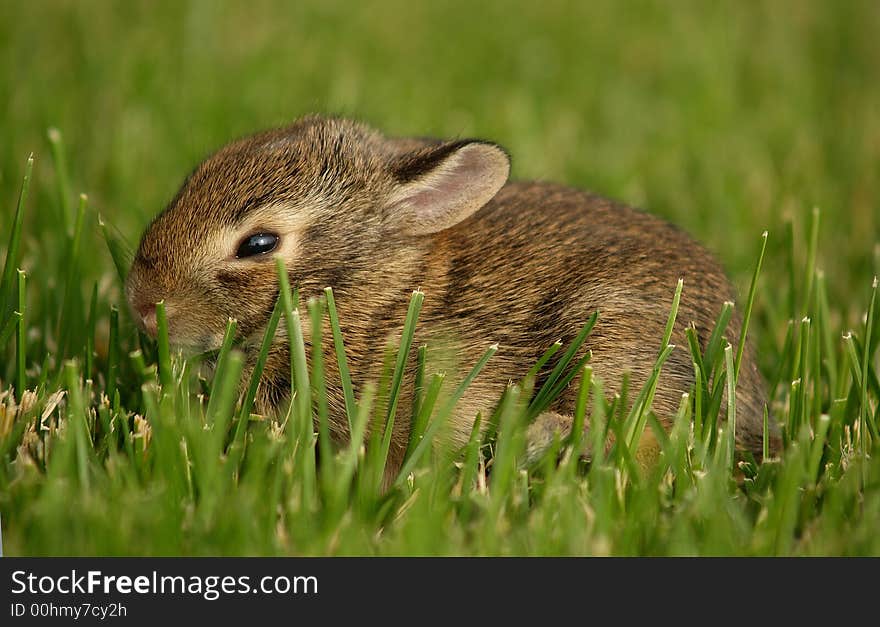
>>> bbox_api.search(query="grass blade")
[378,290,424,480]
[725,343,736,466]
[275,260,312,492]
[528,311,598,418]
[155,300,173,391]
[802,208,820,318]
[237,297,283,427]
[1,154,33,318]
[0,311,22,350]
[213,318,239,388]
[525,340,563,380]
[411,344,428,429]
[308,297,332,475]
[47,127,73,234]
[735,231,767,381]
[395,343,497,486]
[763,404,770,461]
[98,214,133,286]
[63,360,91,490]
[325,287,356,431]
[333,384,375,513]
[624,279,683,449]
[106,306,120,401]
[704,301,733,375]
[405,372,445,464]
[459,412,483,503]
[15,270,27,398]
[207,349,246,433]
[84,282,98,380]
[57,193,88,361]
[859,277,878,456]
[564,365,592,460]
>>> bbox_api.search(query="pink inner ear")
[394,143,509,235]
[404,154,480,218]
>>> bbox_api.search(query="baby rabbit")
[126,115,775,477]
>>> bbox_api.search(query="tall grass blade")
[333,385,374,513]
[725,343,736,466]
[212,318,239,390]
[85,282,98,380]
[859,278,878,456]
[155,300,173,391]
[57,193,87,361]
[98,214,133,286]
[206,350,246,434]
[396,343,497,486]
[1,154,33,318]
[735,231,768,381]
[526,341,563,380]
[459,412,483,503]
[325,287,356,431]
[237,297,283,429]
[47,128,73,234]
[15,270,27,398]
[0,154,34,318]
[802,208,820,317]
[704,301,733,375]
[106,306,120,401]
[0,312,21,350]
[405,372,445,463]
[528,311,598,418]
[411,344,428,429]
[625,279,683,449]
[378,290,424,480]
[308,297,332,475]
[63,360,91,490]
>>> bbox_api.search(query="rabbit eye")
[236,232,279,258]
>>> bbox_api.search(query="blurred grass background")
[1,0,880,555]
[3,1,879,322]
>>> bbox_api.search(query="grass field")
[1,0,879,555]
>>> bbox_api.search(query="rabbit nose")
[136,302,158,337]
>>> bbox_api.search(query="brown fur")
[126,115,778,479]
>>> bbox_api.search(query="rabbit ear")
[387,139,510,235]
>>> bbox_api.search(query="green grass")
[1,0,880,555]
